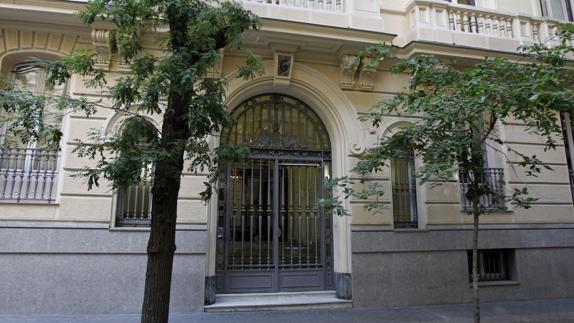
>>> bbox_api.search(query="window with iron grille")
[467,249,512,282]
[459,167,506,211]
[391,137,418,229]
[0,62,65,203]
[560,112,574,203]
[115,162,153,227]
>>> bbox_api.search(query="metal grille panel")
[459,168,506,211]
[391,149,418,229]
[217,94,334,293]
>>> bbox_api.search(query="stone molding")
[339,54,359,89]
[90,28,112,67]
[358,56,378,90]
[0,29,80,62]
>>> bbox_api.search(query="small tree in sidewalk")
[326,26,574,323]
[0,1,263,322]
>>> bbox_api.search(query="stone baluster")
[456,11,464,31]
[498,18,506,38]
[532,21,540,43]
[448,9,456,31]
[506,18,514,38]
[470,12,478,33]
[477,13,485,34]
[492,17,500,37]
[484,15,492,35]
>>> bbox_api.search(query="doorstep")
[204,291,352,312]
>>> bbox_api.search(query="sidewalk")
[1,298,574,323]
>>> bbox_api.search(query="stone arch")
[103,110,161,137]
[0,29,81,72]
[205,60,361,302]
[378,118,416,141]
[377,119,428,230]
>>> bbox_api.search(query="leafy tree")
[326,25,574,323]
[0,0,262,322]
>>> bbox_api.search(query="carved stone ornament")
[340,55,359,89]
[273,52,294,86]
[91,29,112,67]
[350,143,366,155]
[359,56,378,90]
[251,128,303,150]
[276,54,293,78]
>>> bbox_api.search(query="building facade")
[1,0,574,314]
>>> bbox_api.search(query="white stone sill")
[469,281,520,288]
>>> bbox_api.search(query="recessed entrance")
[216,94,334,294]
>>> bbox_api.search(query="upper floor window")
[1,62,67,147]
[0,62,65,203]
[391,137,418,229]
[444,0,476,5]
[540,0,573,21]
[560,112,574,203]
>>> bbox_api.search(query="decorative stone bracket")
[91,28,113,68]
[340,54,380,90]
[340,54,360,89]
[358,56,378,90]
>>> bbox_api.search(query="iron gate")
[215,94,334,293]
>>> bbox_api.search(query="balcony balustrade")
[459,167,506,211]
[402,0,565,52]
[243,0,344,12]
[0,147,59,203]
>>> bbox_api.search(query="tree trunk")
[470,126,484,323]
[140,138,187,323]
[140,5,191,323]
[471,194,480,323]
[140,88,189,322]
[140,154,184,323]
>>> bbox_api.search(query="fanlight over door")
[216,94,334,294]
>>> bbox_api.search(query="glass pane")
[549,0,567,20]
[116,162,153,226]
[279,165,322,268]
[7,64,66,149]
[13,65,40,93]
[222,94,331,152]
[228,160,274,269]
[391,140,418,228]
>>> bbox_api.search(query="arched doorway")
[215,94,334,294]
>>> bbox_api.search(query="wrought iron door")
[216,94,334,293]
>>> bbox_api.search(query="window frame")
[560,112,574,203]
[467,249,514,283]
[0,61,66,204]
[540,0,574,22]
[390,136,419,229]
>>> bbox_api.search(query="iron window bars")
[115,163,153,227]
[459,167,506,211]
[468,249,511,282]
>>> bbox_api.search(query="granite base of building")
[335,272,352,300]
[0,224,207,315]
[351,226,574,308]
[204,276,217,305]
